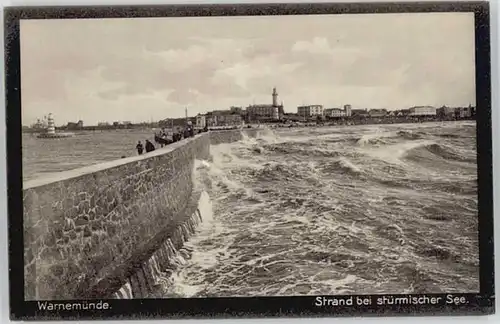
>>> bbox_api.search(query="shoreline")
[21,117,475,134]
[268,116,475,128]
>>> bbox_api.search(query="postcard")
[4,1,494,320]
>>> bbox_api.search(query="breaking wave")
[403,142,477,167]
[163,122,479,297]
[356,130,423,146]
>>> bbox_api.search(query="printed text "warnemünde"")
[37,301,110,311]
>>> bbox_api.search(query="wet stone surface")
[23,131,248,300]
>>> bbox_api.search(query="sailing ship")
[30,117,48,132]
[37,113,75,138]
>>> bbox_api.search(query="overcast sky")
[21,13,475,126]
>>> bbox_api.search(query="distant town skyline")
[21,13,476,126]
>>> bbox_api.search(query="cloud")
[147,45,208,72]
[92,38,259,104]
[20,13,476,125]
[292,37,336,55]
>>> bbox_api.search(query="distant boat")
[36,113,75,139]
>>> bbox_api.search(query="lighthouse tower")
[272,87,279,120]
[272,87,279,107]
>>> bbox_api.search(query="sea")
[22,129,156,181]
[22,121,479,296]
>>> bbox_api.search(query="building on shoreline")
[246,87,284,122]
[456,106,474,118]
[282,113,302,122]
[195,114,206,128]
[436,106,456,118]
[152,89,475,129]
[408,106,437,116]
[66,120,84,130]
[158,117,190,129]
[324,108,344,118]
[195,107,245,128]
[351,109,369,117]
[190,87,285,125]
[436,105,475,119]
[205,110,243,127]
[230,106,243,114]
[368,109,388,118]
[297,105,324,119]
[344,105,352,117]
[324,104,352,119]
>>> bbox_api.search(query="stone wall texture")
[23,130,259,300]
[112,191,211,299]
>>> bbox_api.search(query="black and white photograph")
[6,2,494,320]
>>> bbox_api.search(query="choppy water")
[22,122,479,296]
[22,129,156,181]
[164,121,479,297]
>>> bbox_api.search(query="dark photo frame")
[4,1,494,320]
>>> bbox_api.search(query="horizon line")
[22,103,476,126]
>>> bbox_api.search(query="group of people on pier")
[135,139,155,155]
[135,122,209,156]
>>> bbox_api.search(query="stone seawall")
[108,128,262,299]
[23,129,260,300]
[112,191,212,299]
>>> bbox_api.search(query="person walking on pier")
[145,139,155,153]
[136,141,144,155]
